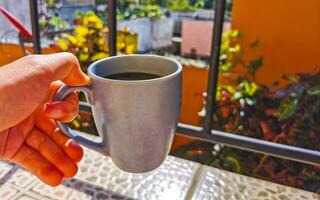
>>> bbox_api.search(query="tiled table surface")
[0,148,319,200]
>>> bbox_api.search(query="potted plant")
[117,4,173,52]
[167,0,197,35]
[181,19,231,57]
[171,30,263,150]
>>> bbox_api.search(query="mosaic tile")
[0,135,319,200]
[73,148,200,200]
[0,184,19,200]
[191,166,320,200]
[15,193,50,200]
[0,161,16,183]
[7,168,36,189]
[31,181,73,200]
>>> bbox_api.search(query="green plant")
[52,11,109,133]
[140,0,157,5]
[39,14,69,36]
[168,0,197,12]
[55,11,108,72]
[218,30,263,82]
[46,0,57,4]
[172,30,320,193]
[194,0,205,9]
[122,5,165,20]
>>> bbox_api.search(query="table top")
[0,147,319,200]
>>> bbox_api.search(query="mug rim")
[87,54,182,83]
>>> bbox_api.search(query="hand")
[0,53,90,186]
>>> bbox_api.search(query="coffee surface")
[104,72,161,80]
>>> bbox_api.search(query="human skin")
[0,53,90,186]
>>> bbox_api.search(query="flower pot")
[169,12,195,35]
[118,18,152,52]
[151,18,174,49]
[181,19,231,57]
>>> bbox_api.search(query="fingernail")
[68,140,80,148]
[48,109,63,119]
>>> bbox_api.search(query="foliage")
[39,13,69,36]
[168,0,197,12]
[117,28,138,54]
[96,0,108,5]
[194,0,205,9]
[172,30,320,193]
[46,0,57,4]
[121,4,165,20]
[219,30,263,75]
[140,0,157,5]
[55,11,108,72]
[116,0,165,20]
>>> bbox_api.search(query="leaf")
[223,155,242,173]
[79,53,89,62]
[71,119,81,129]
[230,30,240,38]
[244,82,259,96]
[247,56,263,76]
[90,52,108,61]
[220,63,233,72]
[278,97,298,121]
[307,86,320,96]
[282,74,300,83]
[249,39,260,48]
[229,44,241,53]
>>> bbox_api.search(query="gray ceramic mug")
[54,55,182,173]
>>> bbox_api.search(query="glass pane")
[38,0,107,134]
[2,0,317,193]
[171,0,320,193]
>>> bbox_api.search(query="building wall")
[231,0,320,86]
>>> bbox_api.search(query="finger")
[35,115,56,135]
[25,128,78,178]
[46,81,64,101]
[35,116,83,163]
[10,144,63,187]
[51,129,83,163]
[27,53,90,86]
[45,92,79,122]
[1,115,34,159]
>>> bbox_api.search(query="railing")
[29,0,320,166]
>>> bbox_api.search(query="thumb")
[30,52,90,86]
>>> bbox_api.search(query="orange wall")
[171,66,209,150]
[179,66,208,125]
[232,0,320,86]
[0,44,57,66]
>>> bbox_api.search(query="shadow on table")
[63,178,134,200]
[0,162,18,187]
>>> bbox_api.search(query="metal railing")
[29,0,320,166]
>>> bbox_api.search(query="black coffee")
[104,72,161,80]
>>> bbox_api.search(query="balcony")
[0,0,320,199]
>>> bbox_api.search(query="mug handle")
[54,84,106,154]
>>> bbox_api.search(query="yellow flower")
[75,26,88,36]
[226,85,236,95]
[97,38,105,46]
[75,35,86,47]
[62,33,77,45]
[79,53,89,62]
[90,52,108,61]
[57,38,69,51]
